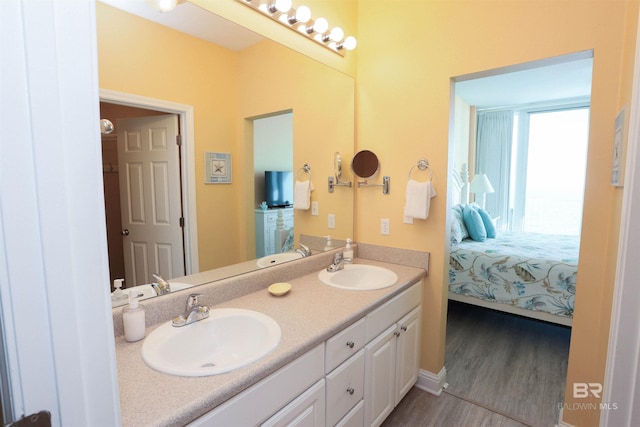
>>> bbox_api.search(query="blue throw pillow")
[463,204,487,242]
[478,208,497,238]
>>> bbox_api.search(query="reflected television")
[265,171,293,208]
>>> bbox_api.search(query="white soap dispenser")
[111,278,128,306]
[324,235,334,251]
[343,238,354,259]
[122,294,146,342]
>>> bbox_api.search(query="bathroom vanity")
[113,247,427,427]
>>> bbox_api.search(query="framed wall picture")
[610,108,625,187]
[205,152,232,184]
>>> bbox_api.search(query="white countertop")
[115,258,425,427]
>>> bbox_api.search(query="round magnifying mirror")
[334,152,343,180]
[351,150,380,179]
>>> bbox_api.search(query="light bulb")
[339,36,357,51]
[329,27,344,42]
[312,17,329,34]
[295,6,311,23]
[269,0,292,13]
[287,5,311,25]
[146,0,177,12]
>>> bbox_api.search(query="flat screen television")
[265,171,294,208]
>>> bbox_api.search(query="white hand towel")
[404,179,436,219]
[293,180,314,210]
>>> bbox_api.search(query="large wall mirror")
[97,0,355,304]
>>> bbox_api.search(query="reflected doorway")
[100,102,187,288]
[252,112,294,258]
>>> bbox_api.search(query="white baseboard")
[415,367,447,396]
[557,408,576,427]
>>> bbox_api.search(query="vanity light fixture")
[235,0,356,56]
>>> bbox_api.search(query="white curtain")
[475,111,513,225]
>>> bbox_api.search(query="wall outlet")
[381,218,390,235]
[311,201,319,216]
[328,213,336,229]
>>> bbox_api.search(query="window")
[511,106,589,236]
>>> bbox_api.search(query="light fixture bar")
[235,0,356,56]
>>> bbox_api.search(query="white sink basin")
[257,252,303,268]
[318,264,399,291]
[141,308,281,377]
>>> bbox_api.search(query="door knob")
[121,229,130,236]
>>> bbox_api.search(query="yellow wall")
[97,3,240,271]
[355,1,636,425]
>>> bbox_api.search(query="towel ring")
[408,158,432,182]
[296,164,311,181]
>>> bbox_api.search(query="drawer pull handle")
[346,341,355,349]
[347,387,355,395]
[401,326,407,332]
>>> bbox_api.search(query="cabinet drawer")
[335,400,364,427]
[365,281,422,342]
[326,350,365,426]
[325,318,365,373]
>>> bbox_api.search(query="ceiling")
[98,0,265,51]
[455,56,593,109]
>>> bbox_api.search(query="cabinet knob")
[346,341,355,349]
[400,325,407,332]
[346,387,355,395]
[394,331,401,337]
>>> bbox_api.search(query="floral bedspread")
[449,232,579,319]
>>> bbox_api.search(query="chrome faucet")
[326,252,352,272]
[172,294,210,327]
[296,243,311,257]
[151,273,171,295]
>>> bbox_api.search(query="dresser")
[255,208,294,257]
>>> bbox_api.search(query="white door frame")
[1,1,120,425]
[601,6,640,425]
[100,89,199,276]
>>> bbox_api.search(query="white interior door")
[117,115,184,286]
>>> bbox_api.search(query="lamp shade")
[469,174,495,194]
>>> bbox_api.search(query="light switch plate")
[381,218,390,235]
[328,213,336,229]
[311,201,319,216]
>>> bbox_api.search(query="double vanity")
[113,245,428,426]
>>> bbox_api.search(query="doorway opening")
[445,51,593,425]
[99,90,199,289]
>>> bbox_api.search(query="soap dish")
[268,282,292,297]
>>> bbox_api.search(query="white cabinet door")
[262,379,325,427]
[394,306,421,405]
[364,325,397,427]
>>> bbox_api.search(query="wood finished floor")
[383,301,571,427]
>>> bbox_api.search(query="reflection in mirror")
[96,1,354,304]
[351,150,380,179]
[335,152,343,180]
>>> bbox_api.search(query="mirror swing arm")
[328,151,352,193]
[357,176,390,194]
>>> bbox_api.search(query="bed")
[448,166,577,326]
